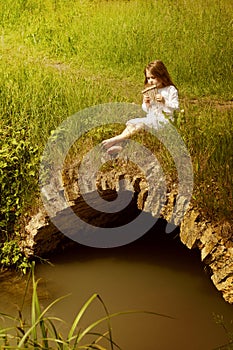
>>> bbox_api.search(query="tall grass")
[0,0,232,245]
[1,0,232,97]
[178,101,233,220]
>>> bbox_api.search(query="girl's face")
[145,69,163,88]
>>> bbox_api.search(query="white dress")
[126,85,179,130]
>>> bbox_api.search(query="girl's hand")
[143,94,150,103]
[143,94,151,105]
[156,94,165,104]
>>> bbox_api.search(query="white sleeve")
[142,102,149,113]
[163,86,179,116]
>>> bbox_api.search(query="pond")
[0,222,232,349]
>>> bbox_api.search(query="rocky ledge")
[21,157,233,304]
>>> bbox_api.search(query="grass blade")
[17,294,70,348]
[67,293,99,342]
[76,309,174,344]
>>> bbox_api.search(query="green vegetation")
[0,240,31,273]
[0,0,232,264]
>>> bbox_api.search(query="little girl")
[102,60,179,154]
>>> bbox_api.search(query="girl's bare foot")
[107,145,123,155]
[102,136,121,149]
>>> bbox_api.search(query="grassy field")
[0,0,232,254]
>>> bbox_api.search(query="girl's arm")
[162,86,179,115]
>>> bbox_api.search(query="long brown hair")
[144,60,177,89]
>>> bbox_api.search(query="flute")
[141,84,158,102]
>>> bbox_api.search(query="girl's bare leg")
[102,124,142,150]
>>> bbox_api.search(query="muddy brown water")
[0,221,232,349]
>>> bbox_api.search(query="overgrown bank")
[0,0,232,269]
